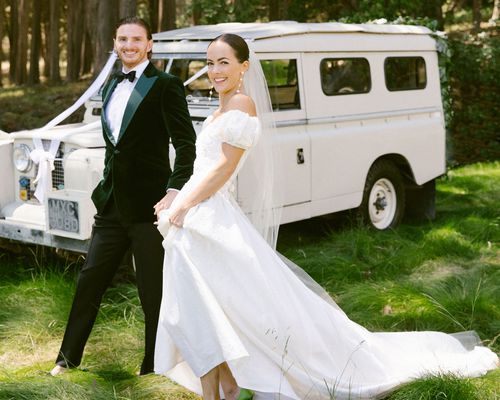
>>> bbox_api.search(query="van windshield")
[166,58,217,102]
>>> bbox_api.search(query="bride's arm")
[169,95,257,227]
[168,143,244,227]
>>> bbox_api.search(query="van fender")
[358,158,406,230]
[0,137,15,215]
[359,155,436,228]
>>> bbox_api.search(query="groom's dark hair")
[210,33,249,63]
[115,16,153,58]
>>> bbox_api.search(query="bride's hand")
[168,204,191,227]
[154,190,178,220]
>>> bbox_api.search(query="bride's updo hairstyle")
[209,33,249,63]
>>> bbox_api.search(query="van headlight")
[13,144,33,172]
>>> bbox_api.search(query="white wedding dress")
[154,109,498,400]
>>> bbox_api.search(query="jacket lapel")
[101,78,119,146]
[116,63,158,144]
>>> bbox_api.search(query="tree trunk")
[28,0,41,84]
[423,0,445,30]
[149,0,158,32]
[268,0,279,20]
[94,0,118,74]
[159,0,175,31]
[0,0,5,85]
[14,0,30,84]
[434,0,445,30]
[268,0,288,20]
[119,0,136,18]
[81,0,97,76]
[48,0,60,82]
[191,0,201,25]
[41,0,50,77]
[280,0,289,19]
[491,0,499,23]
[8,0,18,82]
[66,0,84,81]
[472,0,482,32]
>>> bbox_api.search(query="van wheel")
[359,160,405,230]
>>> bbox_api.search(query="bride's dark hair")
[209,33,249,63]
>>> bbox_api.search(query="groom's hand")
[154,190,178,220]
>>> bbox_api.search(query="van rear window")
[384,57,427,91]
[261,59,301,111]
[320,58,371,96]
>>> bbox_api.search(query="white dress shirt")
[106,59,150,143]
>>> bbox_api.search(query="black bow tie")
[114,70,136,83]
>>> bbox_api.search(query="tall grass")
[0,162,498,399]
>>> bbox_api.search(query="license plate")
[48,198,80,233]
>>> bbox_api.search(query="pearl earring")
[236,72,244,94]
[209,85,213,102]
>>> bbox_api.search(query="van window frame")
[384,56,427,92]
[260,58,302,112]
[319,57,372,97]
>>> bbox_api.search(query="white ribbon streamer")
[29,53,203,203]
[30,53,118,202]
[183,65,208,87]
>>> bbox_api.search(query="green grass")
[0,162,499,399]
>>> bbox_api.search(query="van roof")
[153,21,433,42]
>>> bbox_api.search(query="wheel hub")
[373,194,387,212]
[368,178,397,229]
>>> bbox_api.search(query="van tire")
[359,160,405,230]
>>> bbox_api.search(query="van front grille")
[21,142,65,203]
[52,158,65,190]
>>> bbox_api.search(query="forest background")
[0,0,499,164]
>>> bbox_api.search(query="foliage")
[447,31,500,165]
[330,0,445,24]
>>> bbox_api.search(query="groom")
[50,17,196,375]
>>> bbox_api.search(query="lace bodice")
[192,109,260,192]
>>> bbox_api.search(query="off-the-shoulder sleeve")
[220,110,260,150]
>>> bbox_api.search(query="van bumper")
[0,220,89,253]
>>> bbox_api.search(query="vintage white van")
[0,22,445,253]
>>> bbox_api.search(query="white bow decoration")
[30,148,56,203]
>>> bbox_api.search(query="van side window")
[385,57,427,91]
[261,59,300,111]
[320,58,371,96]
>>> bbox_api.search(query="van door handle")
[297,148,304,164]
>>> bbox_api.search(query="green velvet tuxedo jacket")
[91,62,196,223]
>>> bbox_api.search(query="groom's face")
[114,23,153,70]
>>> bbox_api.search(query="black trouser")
[55,200,164,374]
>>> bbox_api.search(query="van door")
[237,53,311,224]
[302,52,377,216]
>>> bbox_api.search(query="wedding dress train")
[154,109,498,399]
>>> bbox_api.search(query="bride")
[154,33,498,400]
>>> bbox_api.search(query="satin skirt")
[154,181,498,400]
